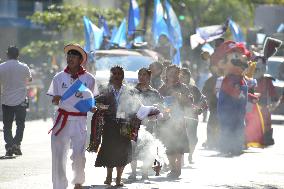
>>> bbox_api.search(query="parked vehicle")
[94,48,160,85]
[267,56,284,115]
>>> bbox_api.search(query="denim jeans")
[2,104,27,150]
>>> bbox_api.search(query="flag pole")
[143,0,151,36]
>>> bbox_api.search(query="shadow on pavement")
[242,150,262,154]
[0,155,16,160]
[182,165,197,169]
[212,184,279,189]
[205,151,250,158]
[85,185,123,189]
[148,176,181,183]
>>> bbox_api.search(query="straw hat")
[64,43,87,65]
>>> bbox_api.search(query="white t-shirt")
[0,59,32,106]
[47,71,98,120]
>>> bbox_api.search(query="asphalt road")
[0,116,284,189]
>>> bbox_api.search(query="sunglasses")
[66,54,81,59]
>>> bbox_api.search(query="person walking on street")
[47,44,97,189]
[158,65,192,179]
[149,61,164,90]
[202,64,222,150]
[0,46,32,157]
[128,68,163,180]
[94,66,142,187]
[180,68,207,164]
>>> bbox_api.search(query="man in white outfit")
[47,44,97,189]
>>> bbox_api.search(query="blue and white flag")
[98,15,111,37]
[128,0,140,36]
[152,0,169,46]
[190,33,205,49]
[277,23,284,33]
[191,20,228,49]
[164,0,182,48]
[172,48,181,66]
[201,43,214,55]
[164,0,182,65]
[61,79,95,113]
[110,26,118,42]
[229,19,245,43]
[196,24,227,42]
[83,16,104,51]
[111,18,127,47]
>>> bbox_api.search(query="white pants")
[51,118,87,189]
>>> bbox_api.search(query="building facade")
[0,0,63,62]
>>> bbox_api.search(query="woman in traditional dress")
[158,65,193,178]
[95,66,141,187]
[128,68,163,180]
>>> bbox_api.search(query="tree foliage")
[120,0,281,40]
[165,0,284,41]
[21,3,123,58]
[22,0,284,59]
[169,0,253,35]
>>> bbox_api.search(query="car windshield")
[95,55,154,72]
[267,60,284,81]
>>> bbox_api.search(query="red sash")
[48,108,87,136]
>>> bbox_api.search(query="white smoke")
[135,125,168,167]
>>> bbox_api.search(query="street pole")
[143,0,151,37]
